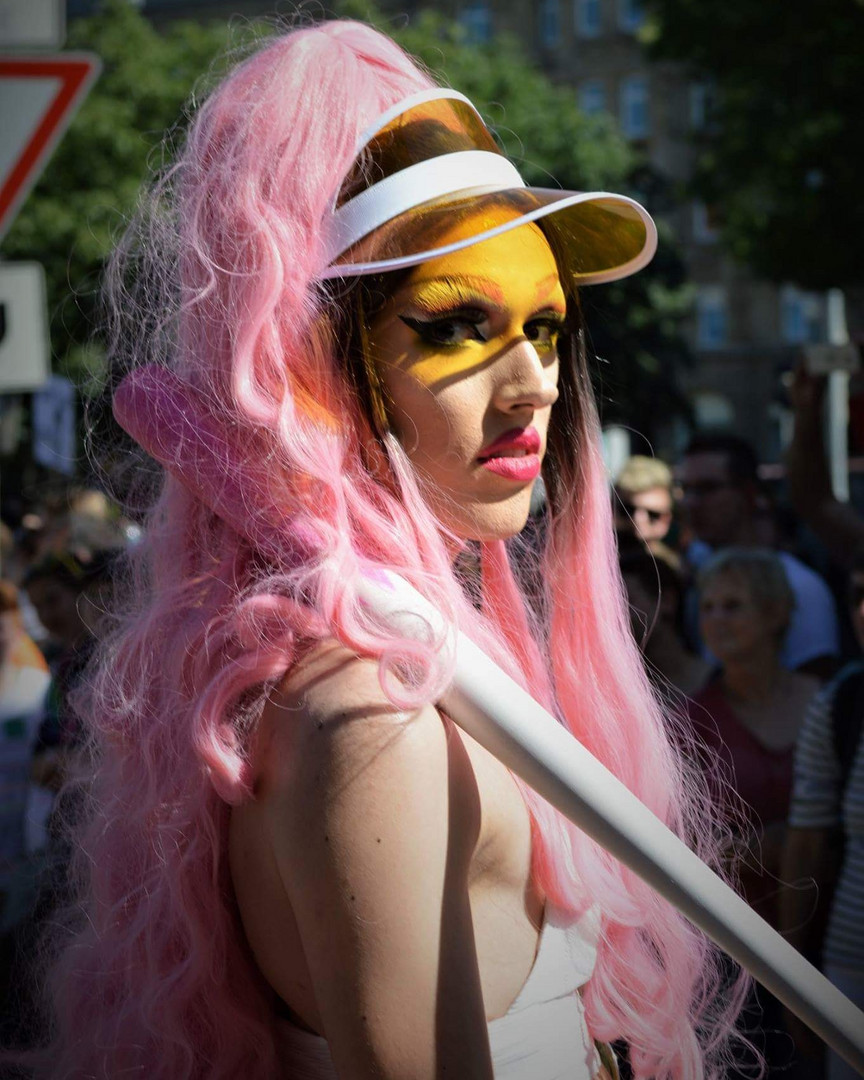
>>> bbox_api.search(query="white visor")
[318,89,657,286]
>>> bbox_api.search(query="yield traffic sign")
[0,54,100,243]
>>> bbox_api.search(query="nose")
[493,338,559,413]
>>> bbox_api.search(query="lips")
[477,427,542,482]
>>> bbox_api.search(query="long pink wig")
[37,20,748,1079]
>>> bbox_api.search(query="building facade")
[424,0,830,462]
[68,0,833,462]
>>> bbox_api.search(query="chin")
[440,492,534,543]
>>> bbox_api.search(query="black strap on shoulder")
[831,665,864,801]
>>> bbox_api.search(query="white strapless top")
[276,903,606,1079]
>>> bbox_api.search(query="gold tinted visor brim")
[322,187,657,287]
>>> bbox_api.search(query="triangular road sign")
[0,53,100,243]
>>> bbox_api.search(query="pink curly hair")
[35,19,748,1079]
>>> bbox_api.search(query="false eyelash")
[398,313,488,345]
[528,314,567,332]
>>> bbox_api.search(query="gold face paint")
[366,205,565,544]
[369,209,567,391]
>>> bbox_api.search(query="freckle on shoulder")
[262,640,438,759]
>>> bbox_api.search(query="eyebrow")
[400,272,566,314]
[401,274,506,310]
[534,272,567,311]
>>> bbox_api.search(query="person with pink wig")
[28,19,750,1080]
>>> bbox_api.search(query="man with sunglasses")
[677,433,840,676]
[613,455,675,547]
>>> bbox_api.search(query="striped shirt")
[788,663,864,970]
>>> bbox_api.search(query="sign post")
[0,261,49,393]
[0,53,100,243]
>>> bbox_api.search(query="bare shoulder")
[246,643,481,864]
[232,642,491,1075]
[250,641,459,806]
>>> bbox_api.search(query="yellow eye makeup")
[370,211,567,389]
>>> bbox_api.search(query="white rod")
[362,573,864,1074]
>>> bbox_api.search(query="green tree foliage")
[4,0,692,435]
[2,0,238,380]
[645,0,864,294]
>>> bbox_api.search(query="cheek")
[383,363,489,463]
[403,348,492,389]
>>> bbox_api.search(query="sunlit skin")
[614,486,673,544]
[369,211,567,541]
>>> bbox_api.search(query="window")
[539,0,561,46]
[460,0,493,43]
[689,80,717,131]
[579,80,606,116]
[781,286,824,344]
[576,0,602,37]
[619,75,649,138]
[617,0,644,32]
[697,287,728,348]
[692,202,719,244]
[693,391,735,429]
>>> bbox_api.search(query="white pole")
[362,571,864,1076]
[827,289,850,502]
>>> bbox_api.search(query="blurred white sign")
[32,373,76,475]
[0,0,64,49]
[601,425,632,480]
[0,261,49,393]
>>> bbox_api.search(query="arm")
[779,682,843,958]
[779,825,841,1058]
[256,643,493,1080]
[779,826,840,962]
[785,365,864,569]
[778,682,843,1056]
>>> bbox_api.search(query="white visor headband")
[319,88,658,285]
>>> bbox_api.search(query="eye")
[399,312,487,347]
[525,315,566,353]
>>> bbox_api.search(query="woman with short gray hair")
[690,547,821,1075]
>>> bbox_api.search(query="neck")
[644,622,693,669]
[721,648,783,703]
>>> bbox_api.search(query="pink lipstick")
[478,427,542,482]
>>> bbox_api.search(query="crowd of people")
[612,368,863,1080]
[0,491,134,1044]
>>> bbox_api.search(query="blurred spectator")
[613,455,675,547]
[23,549,116,815]
[786,366,864,571]
[619,543,711,696]
[1,549,116,1040]
[693,549,819,920]
[678,433,840,676]
[0,584,46,677]
[689,548,821,1077]
[781,551,864,1079]
[0,582,50,928]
